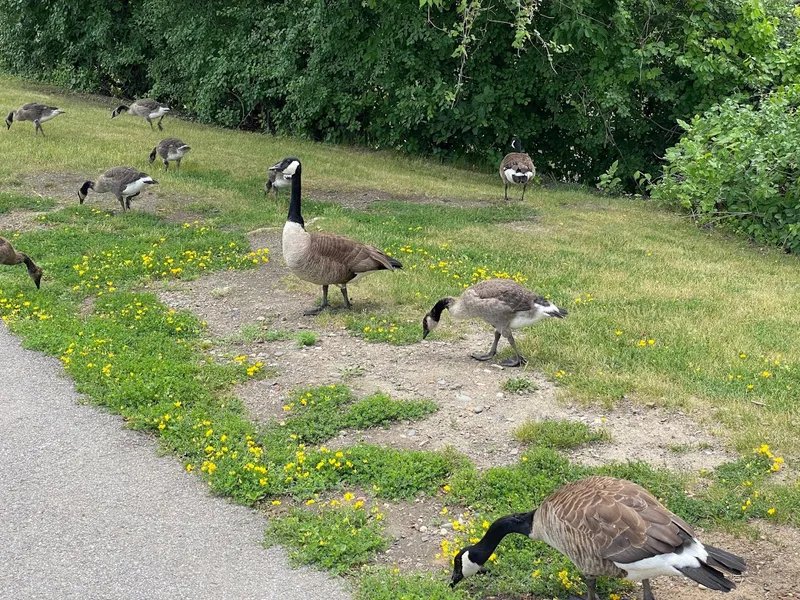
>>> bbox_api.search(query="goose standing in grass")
[5,103,65,136]
[149,138,191,171]
[111,99,170,131]
[500,137,535,201]
[265,161,292,198]
[422,278,566,367]
[278,157,403,315]
[451,476,746,599]
[0,237,42,289]
[78,166,158,212]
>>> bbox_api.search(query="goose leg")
[147,118,154,131]
[117,195,126,212]
[35,120,44,136]
[176,158,181,171]
[304,285,329,316]
[472,331,501,361]
[499,332,527,367]
[125,192,140,211]
[521,182,527,202]
[163,160,170,171]
[504,182,509,201]
[568,577,599,600]
[642,579,656,600]
[339,285,352,310]
[157,116,165,131]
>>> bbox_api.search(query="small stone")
[646,402,656,409]
[421,536,430,542]
[510,448,519,455]
[419,525,428,533]
[456,394,472,403]
[437,379,448,387]
[407,429,416,437]
[473,405,484,414]
[275,351,284,357]
[439,528,448,536]
[256,316,266,322]
[496,392,504,398]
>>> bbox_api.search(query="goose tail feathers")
[704,545,747,575]
[678,564,736,592]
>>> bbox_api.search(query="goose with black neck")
[279,157,403,315]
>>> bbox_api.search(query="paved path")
[0,325,351,600]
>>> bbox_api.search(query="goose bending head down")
[78,166,158,212]
[0,237,43,289]
[450,476,747,599]
[422,279,566,367]
[279,157,403,315]
[500,137,535,201]
[149,138,191,171]
[111,99,170,131]
[5,103,65,136]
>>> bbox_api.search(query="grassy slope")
[1,75,798,459]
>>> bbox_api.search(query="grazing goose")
[422,278,566,367]
[265,161,292,197]
[0,237,42,289]
[451,476,747,599]
[278,157,403,315]
[78,166,158,212]
[5,103,65,136]
[149,138,191,171]
[500,138,535,201]
[111,99,170,131]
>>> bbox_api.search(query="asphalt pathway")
[0,325,352,600]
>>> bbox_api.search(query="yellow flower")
[353,500,364,509]
[344,492,355,502]
[305,499,316,505]
[271,500,282,506]
[482,520,490,529]
[767,508,776,515]
[440,507,448,515]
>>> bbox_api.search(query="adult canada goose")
[149,138,191,171]
[450,476,747,599]
[77,166,158,212]
[5,103,65,136]
[422,278,566,367]
[278,157,403,315]
[111,99,170,131]
[265,162,292,197]
[500,138,535,201]
[0,237,43,289]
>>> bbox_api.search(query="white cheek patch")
[461,552,482,577]
[283,160,300,176]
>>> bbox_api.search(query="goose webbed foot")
[471,330,501,362]
[304,285,329,316]
[340,286,352,310]
[568,577,599,600]
[499,356,527,368]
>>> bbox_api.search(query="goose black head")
[5,111,13,129]
[511,137,522,152]
[271,157,301,177]
[422,298,454,339]
[149,147,158,164]
[450,547,488,588]
[111,105,128,119]
[29,264,43,289]
[78,181,94,204]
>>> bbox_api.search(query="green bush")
[654,85,800,252]
[2,0,799,185]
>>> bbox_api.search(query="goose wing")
[469,279,542,313]
[550,477,691,564]
[98,167,148,194]
[17,103,45,118]
[309,233,398,279]
[134,98,161,111]
[501,152,534,172]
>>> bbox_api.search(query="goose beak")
[31,271,42,290]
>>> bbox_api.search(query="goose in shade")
[78,166,158,212]
[5,103,65,136]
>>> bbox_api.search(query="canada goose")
[0,237,42,289]
[111,99,170,131]
[149,138,191,171]
[500,138,535,201]
[450,476,747,599]
[77,166,158,212]
[5,103,65,136]
[265,161,292,197]
[422,278,566,367]
[278,157,403,315]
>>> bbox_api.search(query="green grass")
[501,376,538,394]
[0,191,56,214]
[296,331,318,347]
[265,502,390,575]
[513,419,611,449]
[1,75,799,599]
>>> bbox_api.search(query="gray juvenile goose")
[111,99,170,131]
[451,476,747,599]
[278,157,403,315]
[0,237,42,289]
[5,103,65,136]
[265,161,292,197]
[149,138,191,170]
[500,137,535,201]
[78,166,158,212]
[422,278,566,367]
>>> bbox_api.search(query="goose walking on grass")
[422,278,566,367]
[500,138,535,201]
[0,237,42,289]
[265,161,292,197]
[149,138,191,171]
[278,157,403,315]
[78,166,158,212]
[5,103,65,136]
[450,476,747,599]
[111,99,170,131]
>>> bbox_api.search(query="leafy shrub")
[654,85,800,252]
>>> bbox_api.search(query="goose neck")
[287,166,304,228]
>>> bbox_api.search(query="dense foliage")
[654,85,800,252]
[0,0,799,184]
